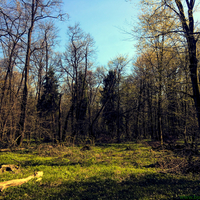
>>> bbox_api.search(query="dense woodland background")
[0,0,200,151]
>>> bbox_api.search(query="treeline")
[0,0,200,148]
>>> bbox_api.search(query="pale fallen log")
[0,148,26,152]
[0,171,43,191]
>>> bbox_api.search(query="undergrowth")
[0,141,200,199]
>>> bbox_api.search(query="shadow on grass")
[52,174,200,200]
[3,173,200,200]
[95,142,139,149]
[18,159,96,168]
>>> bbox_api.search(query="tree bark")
[175,0,200,133]
[16,0,36,146]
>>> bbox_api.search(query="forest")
[0,0,200,199]
[1,0,200,149]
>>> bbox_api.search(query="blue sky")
[57,0,140,67]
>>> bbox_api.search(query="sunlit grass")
[0,142,200,199]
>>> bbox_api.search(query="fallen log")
[0,171,43,191]
[0,148,26,152]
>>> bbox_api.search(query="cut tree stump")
[0,165,20,173]
[0,171,43,191]
[81,145,91,151]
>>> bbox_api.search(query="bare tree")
[0,0,27,142]
[129,0,200,145]
[14,0,65,146]
[61,23,96,143]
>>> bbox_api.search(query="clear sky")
[56,0,141,67]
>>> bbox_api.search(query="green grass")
[0,142,200,199]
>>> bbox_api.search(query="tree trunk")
[16,0,35,146]
[175,0,200,135]
[58,94,62,142]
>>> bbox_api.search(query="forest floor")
[0,140,200,200]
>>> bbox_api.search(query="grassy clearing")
[0,142,200,200]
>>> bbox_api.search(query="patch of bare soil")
[144,141,162,149]
[80,145,91,151]
[36,144,64,157]
[145,141,200,174]
[96,135,116,143]
[156,157,188,174]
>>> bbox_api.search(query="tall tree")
[37,66,59,142]
[0,0,26,142]
[62,23,95,143]
[173,0,200,145]
[108,56,129,142]
[15,0,64,146]
[37,67,59,117]
[139,0,200,132]
[74,71,88,137]
[101,70,118,138]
